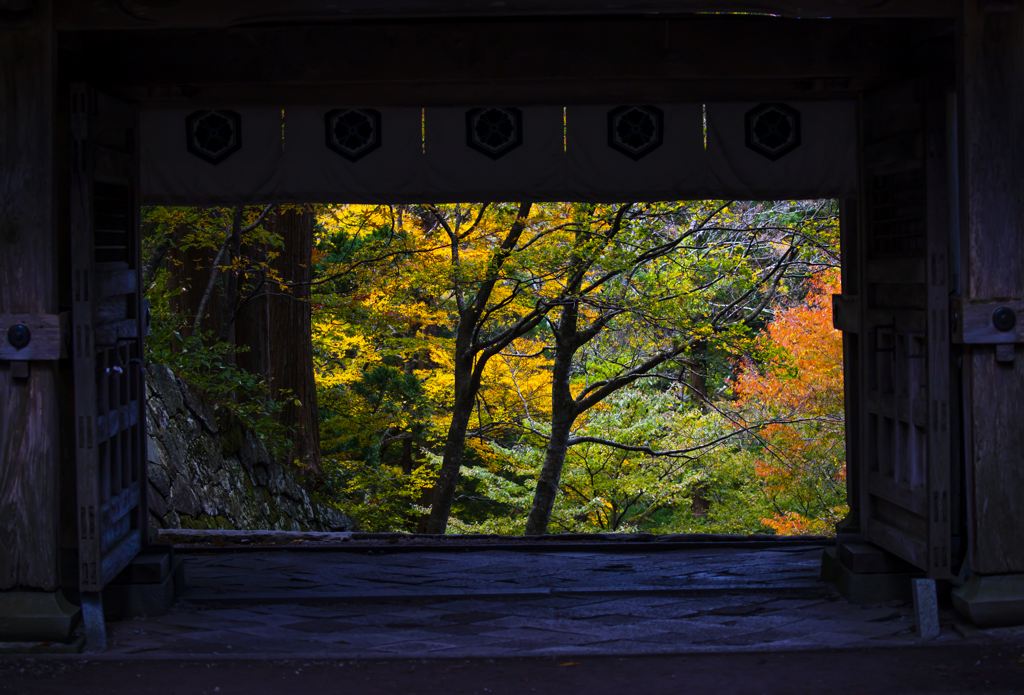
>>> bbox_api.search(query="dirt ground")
[2,645,1023,695]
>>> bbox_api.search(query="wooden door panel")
[855,80,952,578]
[70,84,146,646]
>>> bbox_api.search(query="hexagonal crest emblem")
[745,103,801,161]
[185,110,242,165]
[607,105,664,161]
[325,108,382,162]
[466,107,523,160]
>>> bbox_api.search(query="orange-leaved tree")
[734,269,847,535]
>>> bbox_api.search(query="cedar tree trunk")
[268,206,322,477]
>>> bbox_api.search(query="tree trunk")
[168,241,223,341]
[424,358,476,534]
[525,408,577,535]
[525,305,580,535]
[268,206,322,477]
[423,202,535,533]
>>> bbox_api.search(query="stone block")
[110,552,171,585]
[102,556,184,620]
[952,573,1024,628]
[169,477,201,517]
[839,542,919,574]
[835,559,920,605]
[0,591,81,642]
[148,482,168,518]
[181,382,218,435]
[820,546,838,583]
[911,578,940,639]
[149,456,172,497]
[147,363,184,416]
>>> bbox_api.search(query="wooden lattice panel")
[857,81,952,578]
[70,84,147,594]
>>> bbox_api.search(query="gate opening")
[143,198,848,540]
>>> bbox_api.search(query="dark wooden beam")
[71,17,953,106]
[958,0,1024,577]
[97,79,880,108]
[0,0,62,592]
[54,0,957,31]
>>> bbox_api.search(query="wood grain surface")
[0,313,68,361]
[0,0,61,591]
[960,0,1024,575]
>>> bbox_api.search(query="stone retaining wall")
[145,363,354,533]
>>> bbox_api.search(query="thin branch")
[242,204,275,234]
[191,225,233,334]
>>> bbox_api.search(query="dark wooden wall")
[0,0,61,591]
[959,0,1024,576]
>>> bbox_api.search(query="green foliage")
[449,387,780,536]
[142,213,294,460]
[312,200,843,534]
[138,199,844,535]
[321,454,439,532]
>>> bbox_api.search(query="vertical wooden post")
[838,197,861,534]
[0,1,60,591]
[0,0,79,643]
[924,84,952,579]
[958,0,1024,576]
[952,0,1024,627]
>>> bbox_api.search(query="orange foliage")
[736,269,847,536]
[736,269,844,420]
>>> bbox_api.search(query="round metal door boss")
[992,307,1017,333]
[7,324,31,349]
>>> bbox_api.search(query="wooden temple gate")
[1,0,1022,648]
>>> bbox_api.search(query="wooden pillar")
[837,197,861,535]
[952,0,1024,627]
[0,0,79,641]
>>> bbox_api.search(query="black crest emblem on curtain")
[607,105,663,160]
[186,110,242,164]
[325,109,382,162]
[745,103,801,161]
[466,107,523,160]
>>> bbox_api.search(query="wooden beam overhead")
[72,17,953,106]
[54,0,958,30]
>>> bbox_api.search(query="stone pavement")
[93,544,993,658]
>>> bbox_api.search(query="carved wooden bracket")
[0,312,70,361]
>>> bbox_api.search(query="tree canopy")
[143,198,846,536]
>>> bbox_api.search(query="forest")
[142,199,847,537]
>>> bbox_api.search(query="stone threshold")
[2,641,966,662]
[160,529,831,553]
[181,584,831,607]
[0,636,86,655]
